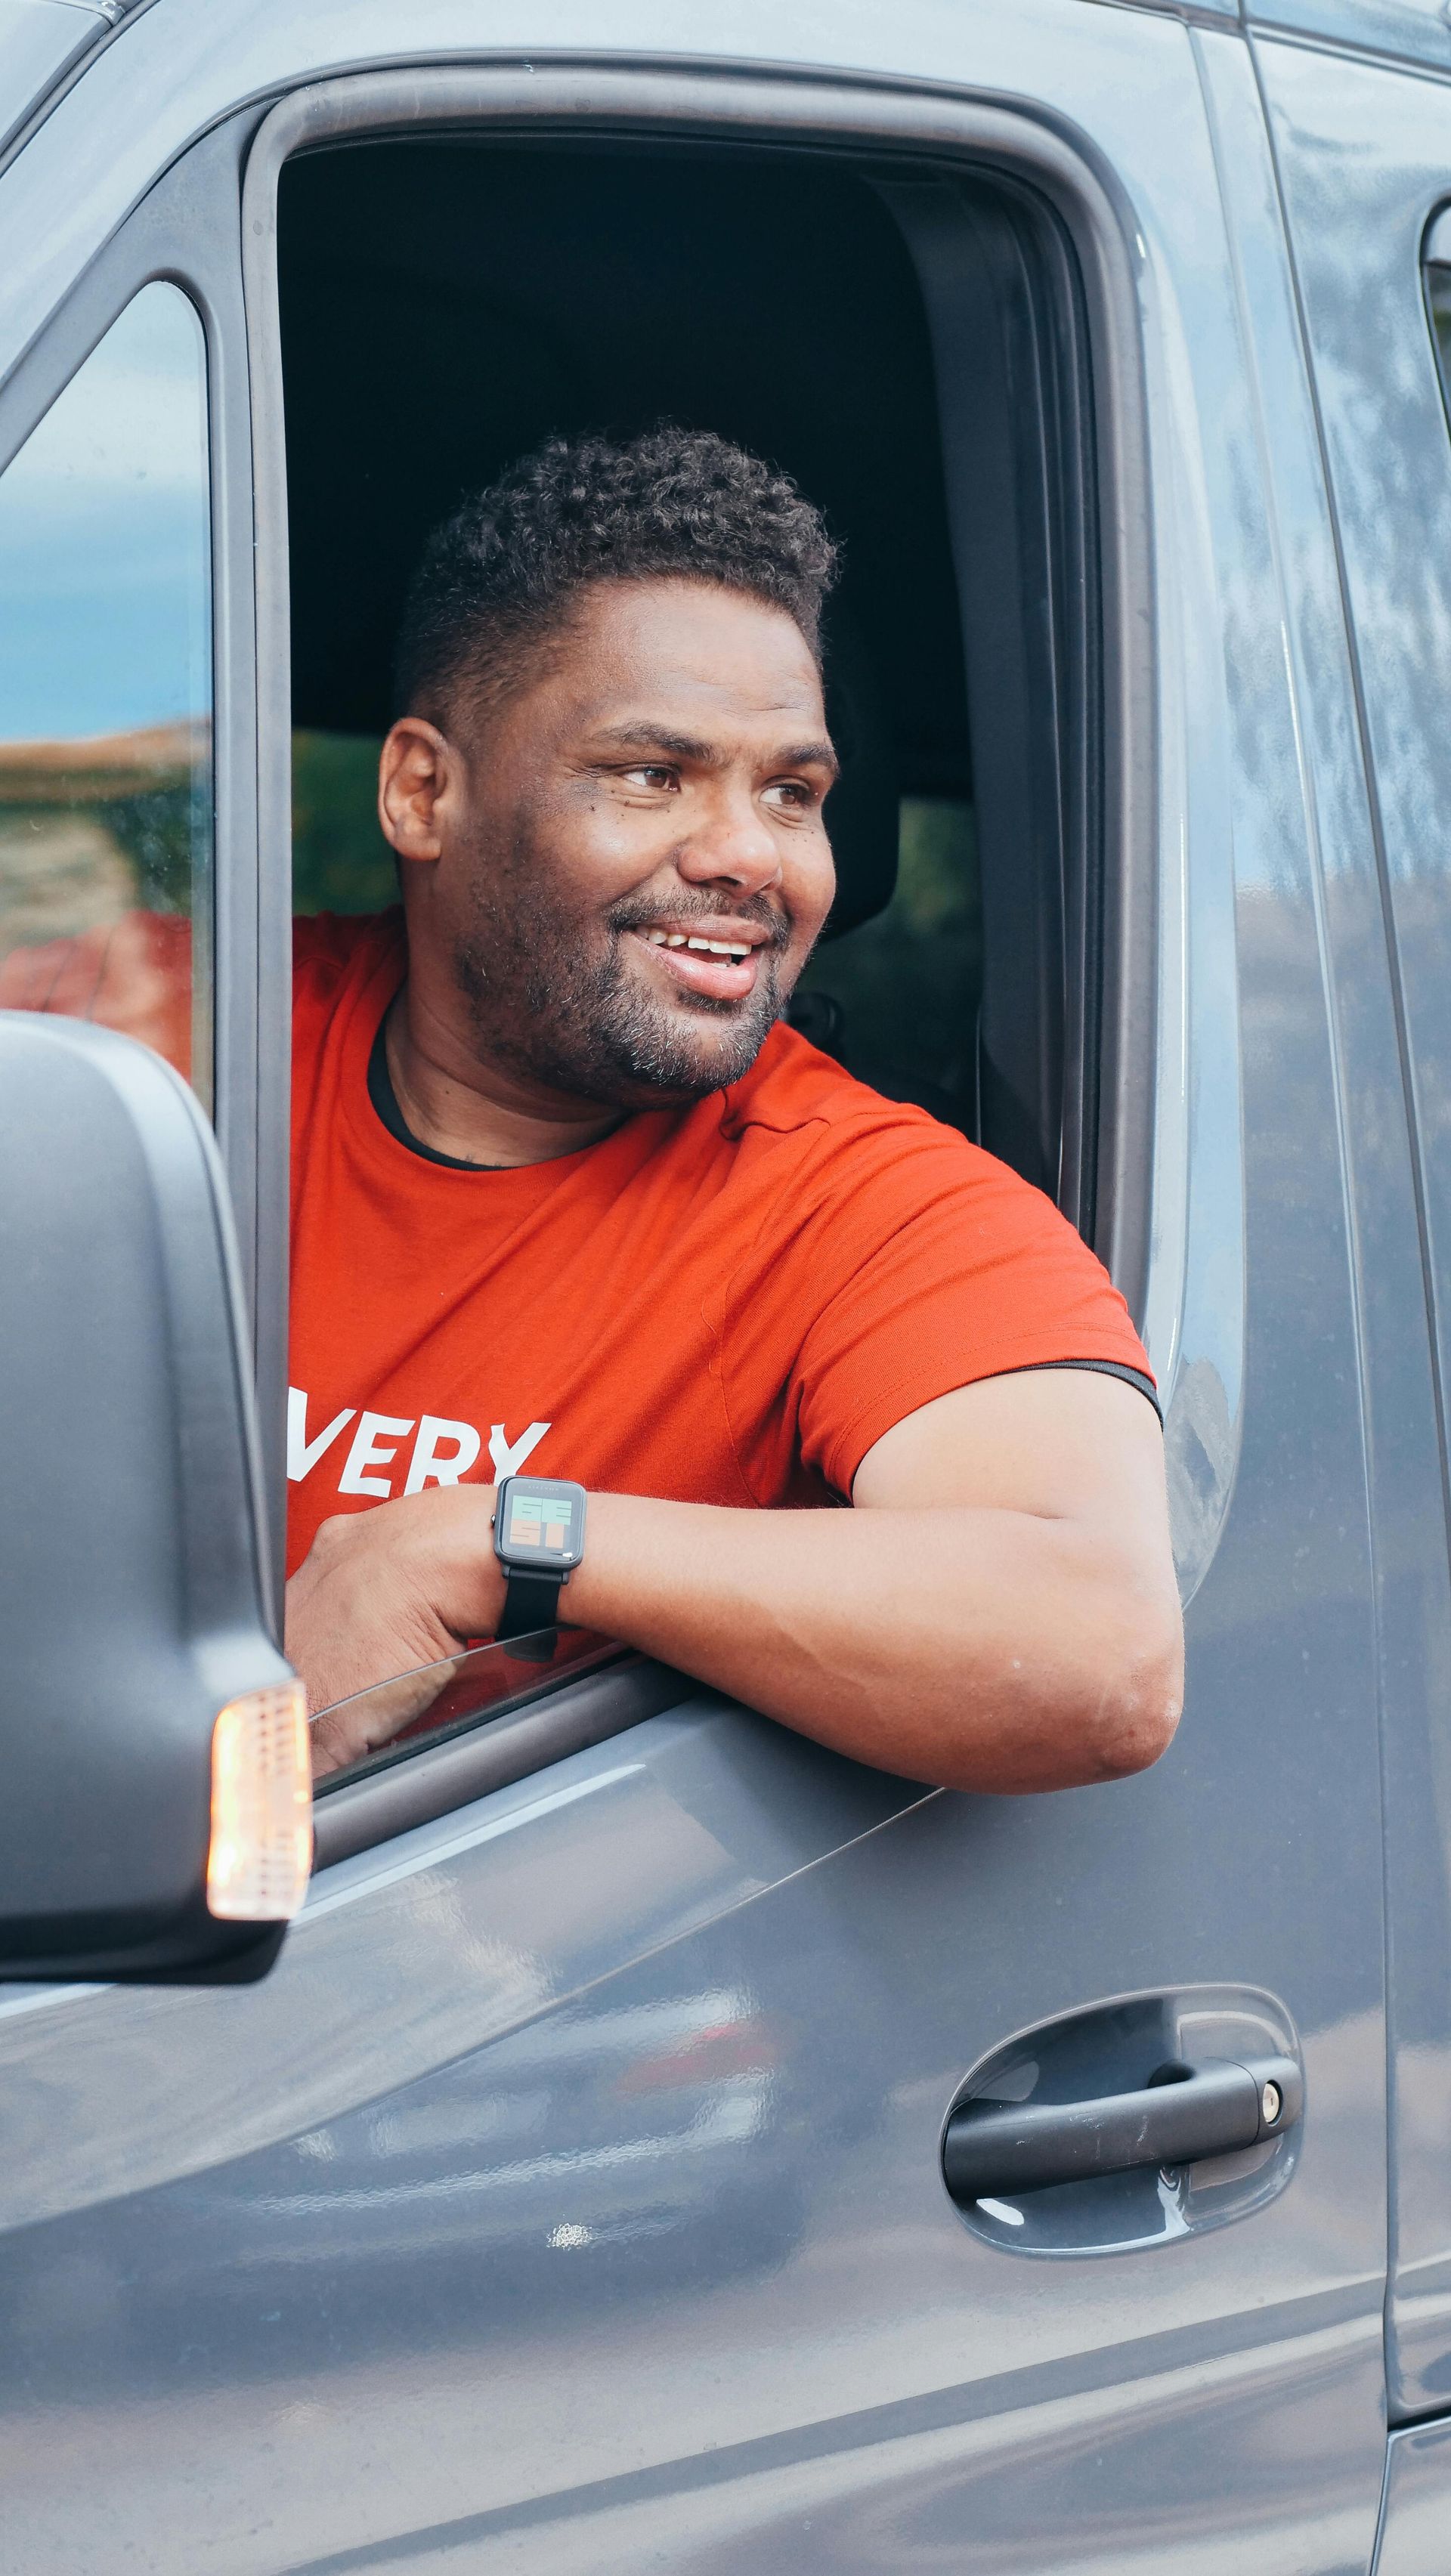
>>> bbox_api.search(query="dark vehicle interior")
[278,136,1100,1204]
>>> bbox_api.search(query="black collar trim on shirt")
[367,1012,505,1171]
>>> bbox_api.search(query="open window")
[250,84,1152,1847]
[278,134,1112,1195]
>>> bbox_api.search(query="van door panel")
[1259,33,1451,2424]
[0,3,1400,2567]
[0,1707,1386,2571]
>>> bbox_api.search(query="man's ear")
[378,718,456,864]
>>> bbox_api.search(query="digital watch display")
[492,1475,588,1646]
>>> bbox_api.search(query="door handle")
[942,2055,1302,2204]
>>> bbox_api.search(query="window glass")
[310,1629,622,1789]
[0,283,213,1102]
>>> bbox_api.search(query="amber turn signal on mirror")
[207,1683,312,1921]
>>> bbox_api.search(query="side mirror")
[0,1013,308,1983]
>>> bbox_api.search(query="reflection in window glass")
[0,283,213,1102]
[1428,261,1451,398]
[309,1631,621,1789]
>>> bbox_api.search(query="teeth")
[644,930,751,958]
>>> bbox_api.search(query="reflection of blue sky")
[0,283,209,744]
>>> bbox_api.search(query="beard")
[450,843,795,1108]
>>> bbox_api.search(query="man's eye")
[763,781,813,812]
[623,765,677,790]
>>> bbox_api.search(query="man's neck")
[383,988,624,1170]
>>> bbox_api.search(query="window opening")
[276,134,1097,1798]
[291,738,982,1133]
[292,727,394,917]
[280,143,980,1138]
[0,282,214,1104]
[797,798,981,1133]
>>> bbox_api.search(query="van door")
[0,8,1395,2571]
[1256,33,1451,2440]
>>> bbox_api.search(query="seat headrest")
[820,610,899,940]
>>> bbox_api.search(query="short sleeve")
[763,1114,1154,1499]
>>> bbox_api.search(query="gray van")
[3,0,1451,2565]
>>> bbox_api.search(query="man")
[284,428,1182,1788]
[2,427,1181,1789]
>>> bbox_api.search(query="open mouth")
[626,923,770,1003]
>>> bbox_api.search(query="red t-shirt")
[286,913,1152,1576]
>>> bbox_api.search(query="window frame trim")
[1419,202,1451,416]
[237,63,1159,1841]
[311,1653,693,1872]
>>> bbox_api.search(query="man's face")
[386,579,839,1109]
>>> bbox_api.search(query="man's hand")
[286,1482,503,1744]
[286,1369,1183,1794]
[308,1662,459,1782]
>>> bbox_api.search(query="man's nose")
[673,785,782,894]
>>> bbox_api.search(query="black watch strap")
[497,1566,566,1641]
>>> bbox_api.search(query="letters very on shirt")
[285,914,1152,1579]
[289,1393,549,1513]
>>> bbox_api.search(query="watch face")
[497,1478,586,1569]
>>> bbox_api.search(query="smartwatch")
[493,1475,588,1645]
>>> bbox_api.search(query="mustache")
[603,889,793,952]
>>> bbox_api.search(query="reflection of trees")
[0,810,135,948]
[0,719,209,938]
[0,722,209,1080]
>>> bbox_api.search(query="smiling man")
[0,425,1180,1785]
[279,426,1183,1787]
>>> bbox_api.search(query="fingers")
[285,1526,468,1744]
[307,1659,457,1779]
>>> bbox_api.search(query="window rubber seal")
[310,1652,692,1872]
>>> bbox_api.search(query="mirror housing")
[0,1014,306,1982]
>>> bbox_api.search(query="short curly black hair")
[394,425,839,725]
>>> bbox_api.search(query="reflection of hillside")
[0,718,209,945]
[0,719,209,804]
[0,815,135,947]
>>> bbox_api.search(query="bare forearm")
[289,1369,1180,1790]
[552,1492,1180,1792]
